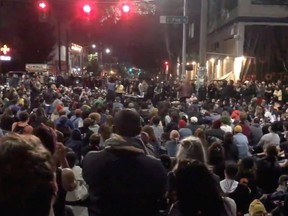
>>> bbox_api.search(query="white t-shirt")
[221,125,233,133]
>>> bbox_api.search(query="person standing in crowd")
[138,80,148,97]
[115,80,125,102]
[256,145,281,194]
[239,112,253,145]
[273,85,282,103]
[106,77,116,103]
[83,109,167,216]
[177,80,192,103]
[151,116,164,144]
[12,111,33,134]
[0,107,15,132]
[178,119,192,140]
[169,160,236,216]
[223,132,239,162]
[249,118,263,146]
[30,76,41,110]
[165,130,180,157]
[70,109,83,129]
[233,125,251,159]
[257,122,280,151]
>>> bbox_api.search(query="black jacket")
[256,156,281,194]
[83,134,167,216]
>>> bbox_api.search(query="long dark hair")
[175,160,225,216]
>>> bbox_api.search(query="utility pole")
[197,0,208,89]
[199,0,208,67]
[181,0,187,80]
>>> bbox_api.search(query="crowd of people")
[1,75,288,216]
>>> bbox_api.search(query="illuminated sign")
[25,64,48,72]
[0,55,11,61]
[0,45,10,55]
[71,43,83,52]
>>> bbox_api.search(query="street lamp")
[105,48,111,54]
[92,44,96,49]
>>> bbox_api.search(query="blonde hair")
[176,136,207,164]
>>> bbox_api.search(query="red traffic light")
[38,1,47,9]
[122,5,130,13]
[83,4,92,13]
[165,61,169,65]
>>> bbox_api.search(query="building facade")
[207,0,288,81]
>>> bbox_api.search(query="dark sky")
[70,0,201,70]
[0,0,201,71]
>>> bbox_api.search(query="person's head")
[89,133,100,147]
[265,144,278,157]
[58,109,66,116]
[238,157,256,176]
[225,163,238,180]
[234,125,242,134]
[0,134,55,216]
[89,112,101,124]
[83,118,92,128]
[140,131,150,144]
[114,109,141,137]
[278,175,288,187]
[170,111,179,123]
[152,115,161,126]
[33,125,57,154]
[176,136,207,164]
[36,107,45,117]
[66,151,77,168]
[240,111,247,122]
[220,116,230,125]
[2,107,12,117]
[208,142,225,166]
[71,129,82,140]
[178,119,187,128]
[190,116,198,124]
[18,111,29,122]
[223,132,233,143]
[248,199,267,216]
[98,124,112,141]
[269,122,278,133]
[142,125,157,142]
[75,109,82,117]
[175,160,224,216]
[212,120,221,129]
[170,130,180,140]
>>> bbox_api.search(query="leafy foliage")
[100,1,156,23]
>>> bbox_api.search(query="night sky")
[0,0,201,72]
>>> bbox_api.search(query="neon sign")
[0,45,10,55]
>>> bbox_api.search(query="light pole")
[199,0,208,68]
[181,0,187,80]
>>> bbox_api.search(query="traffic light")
[38,1,47,9]
[122,4,130,13]
[82,4,92,14]
[37,1,49,22]
[165,61,169,65]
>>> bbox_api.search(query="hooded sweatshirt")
[220,179,239,194]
